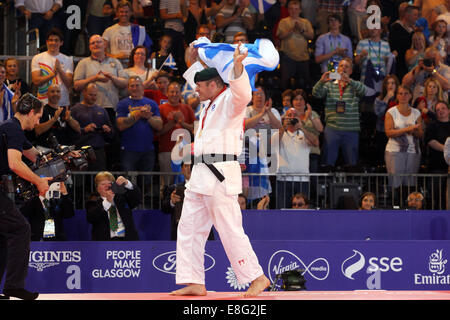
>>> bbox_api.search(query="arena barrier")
[68,172,450,210]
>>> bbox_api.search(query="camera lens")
[290,118,299,126]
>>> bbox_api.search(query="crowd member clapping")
[3,58,30,96]
[374,75,400,167]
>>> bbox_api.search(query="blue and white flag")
[1,83,14,122]
[250,0,276,14]
[187,37,279,91]
[364,59,384,99]
[162,53,177,70]
[131,24,153,52]
[181,82,196,101]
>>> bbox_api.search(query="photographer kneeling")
[0,93,51,300]
[86,172,141,241]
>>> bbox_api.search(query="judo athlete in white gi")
[170,46,270,297]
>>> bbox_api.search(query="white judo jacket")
[186,69,252,196]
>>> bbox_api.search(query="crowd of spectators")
[2,0,449,211]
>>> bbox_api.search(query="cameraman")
[403,47,450,101]
[271,108,318,209]
[0,93,51,300]
[85,172,141,241]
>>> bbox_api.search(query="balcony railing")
[66,172,449,211]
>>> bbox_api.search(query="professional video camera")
[15,134,96,201]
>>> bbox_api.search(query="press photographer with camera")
[161,157,192,240]
[85,172,141,241]
[271,108,319,209]
[403,47,450,101]
[20,182,74,241]
[0,93,52,300]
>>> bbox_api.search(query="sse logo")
[342,250,403,280]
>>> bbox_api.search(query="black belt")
[194,154,237,182]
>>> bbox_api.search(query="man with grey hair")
[74,34,128,170]
[73,34,128,117]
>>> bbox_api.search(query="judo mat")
[26,290,450,300]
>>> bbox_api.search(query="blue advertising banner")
[66,210,450,241]
[25,240,450,293]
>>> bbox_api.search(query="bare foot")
[243,275,270,298]
[170,284,207,296]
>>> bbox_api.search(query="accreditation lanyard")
[329,34,342,51]
[329,34,342,66]
[338,81,347,100]
[198,85,227,137]
[336,81,347,113]
[368,40,382,67]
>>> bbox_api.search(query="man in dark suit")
[85,171,141,241]
[20,182,74,241]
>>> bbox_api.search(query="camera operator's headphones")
[17,93,42,115]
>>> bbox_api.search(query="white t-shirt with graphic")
[31,51,73,106]
[102,24,134,58]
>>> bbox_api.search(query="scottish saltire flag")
[131,24,153,52]
[186,37,279,91]
[250,0,276,14]
[1,83,14,121]
[364,53,396,99]
[364,59,384,99]
[162,53,177,70]
[181,82,195,101]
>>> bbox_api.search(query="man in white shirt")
[31,28,73,107]
[271,108,319,209]
[102,0,152,66]
[171,46,270,297]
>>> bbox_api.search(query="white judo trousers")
[175,178,264,285]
